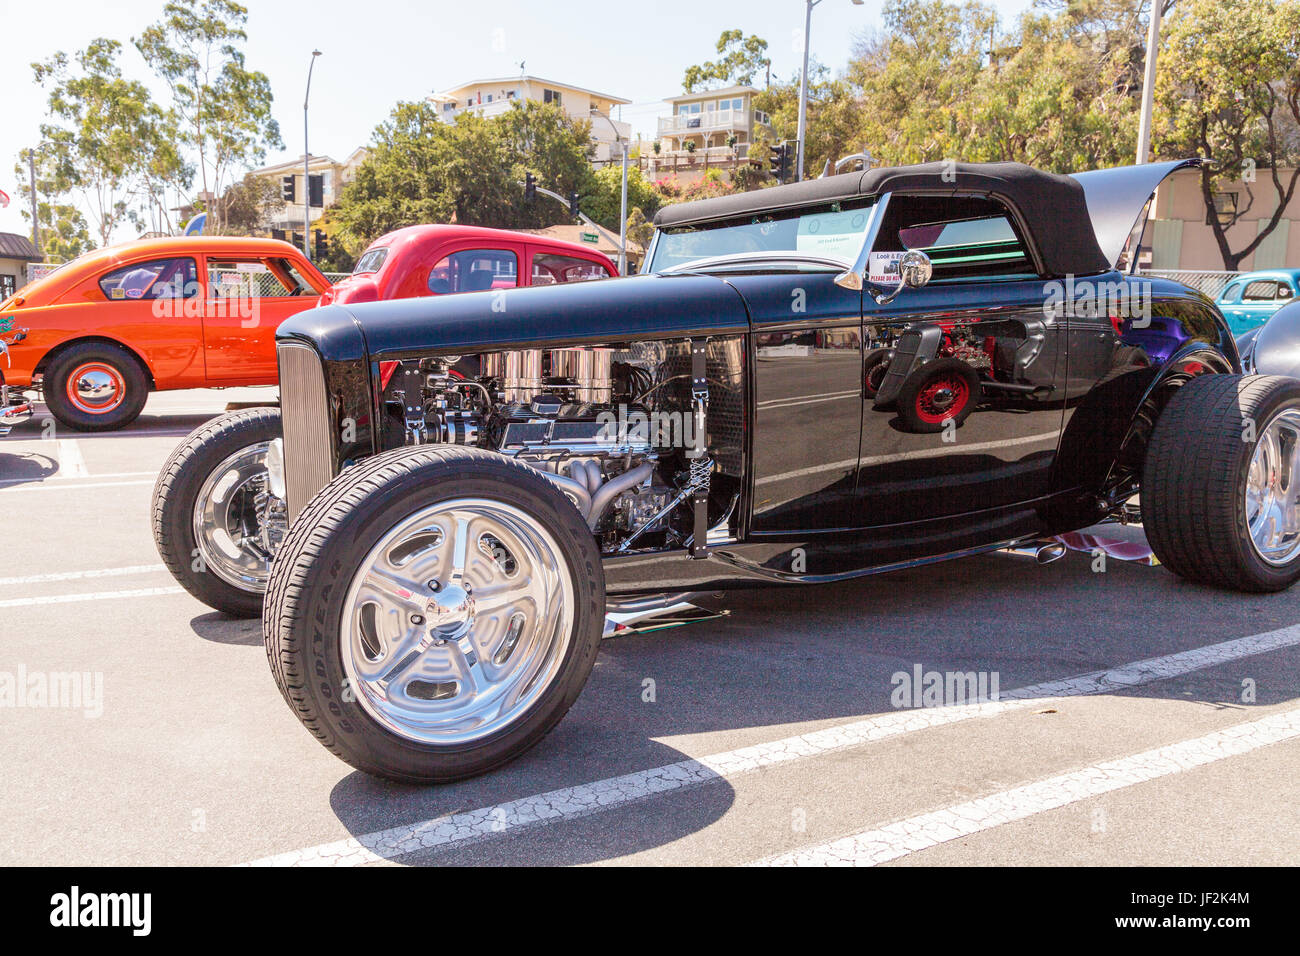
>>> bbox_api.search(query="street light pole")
[796,0,819,182]
[591,108,628,275]
[304,49,321,259]
[797,0,863,182]
[1135,2,1162,165]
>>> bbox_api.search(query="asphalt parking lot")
[1,387,1298,867]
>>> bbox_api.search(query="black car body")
[272,159,1233,594]
[220,157,1300,784]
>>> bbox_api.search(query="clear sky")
[0,0,1038,240]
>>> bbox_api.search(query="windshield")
[649,200,875,272]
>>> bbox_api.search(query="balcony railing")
[657,109,769,135]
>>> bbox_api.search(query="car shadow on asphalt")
[189,612,262,646]
[316,547,1300,865]
[0,449,58,486]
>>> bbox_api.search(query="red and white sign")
[0,189,10,208]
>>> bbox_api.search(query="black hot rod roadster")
[153,159,1300,782]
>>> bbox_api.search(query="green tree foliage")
[335,100,598,250]
[22,201,94,262]
[683,30,771,92]
[134,0,282,233]
[217,172,285,236]
[754,64,863,179]
[845,0,1151,171]
[1155,0,1300,269]
[583,164,661,231]
[624,205,654,254]
[30,38,182,246]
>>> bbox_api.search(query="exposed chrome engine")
[380,345,713,552]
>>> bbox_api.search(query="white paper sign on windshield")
[794,209,871,261]
[868,250,905,286]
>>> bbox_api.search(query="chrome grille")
[277,342,336,521]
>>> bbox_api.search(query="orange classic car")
[0,237,330,431]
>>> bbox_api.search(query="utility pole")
[1135,2,1162,164]
[27,150,40,256]
[797,0,864,182]
[590,107,628,274]
[304,50,321,258]
[796,0,818,182]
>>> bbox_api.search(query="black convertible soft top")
[652,161,1111,277]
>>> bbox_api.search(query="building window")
[543,89,562,106]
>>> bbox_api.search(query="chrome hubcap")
[341,499,574,745]
[192,442,287,591]
[1246,407,1300,566]
[67,363,124,413]
[929,387,955,410]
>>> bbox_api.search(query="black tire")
[152,407,282,617]
[1144,374,1300,592]
[895,357,981,433]
[263,445,606,784]
[42,341,149,432]
[863,347,894,399]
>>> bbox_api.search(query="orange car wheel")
[42,342,149,432]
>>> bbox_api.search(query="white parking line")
[0,564,167,586]
[0,586,184,608]
[758,390,861,411]
[56,439,89,479]
[0,479,155,493]
[0,471,158,487]
[756,707,1300,867]
[239,623,1300,867]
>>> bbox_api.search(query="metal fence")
[1139,269,1239,298]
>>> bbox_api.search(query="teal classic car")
[1215,269,1300,335]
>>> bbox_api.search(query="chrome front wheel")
[264,445,605,783]
[153,407,284,617]
[192,441,287,592]
[341,499,574,745]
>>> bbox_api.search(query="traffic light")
[307,174,324,209]
[271,228,286,242]
[524,172,536,201]
[569,191,580,216]
[769,142,791,184]
[313,229,329,260]
[281,175,296,203]
[292,232,304,251]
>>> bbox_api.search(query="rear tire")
[43,341,149,432]
[263,445,606,784]
[1144,374,1300,592]
[152,407,283,617]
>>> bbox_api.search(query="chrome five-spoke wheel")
[341,498,575,745]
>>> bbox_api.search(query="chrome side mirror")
[873,249,933,305]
